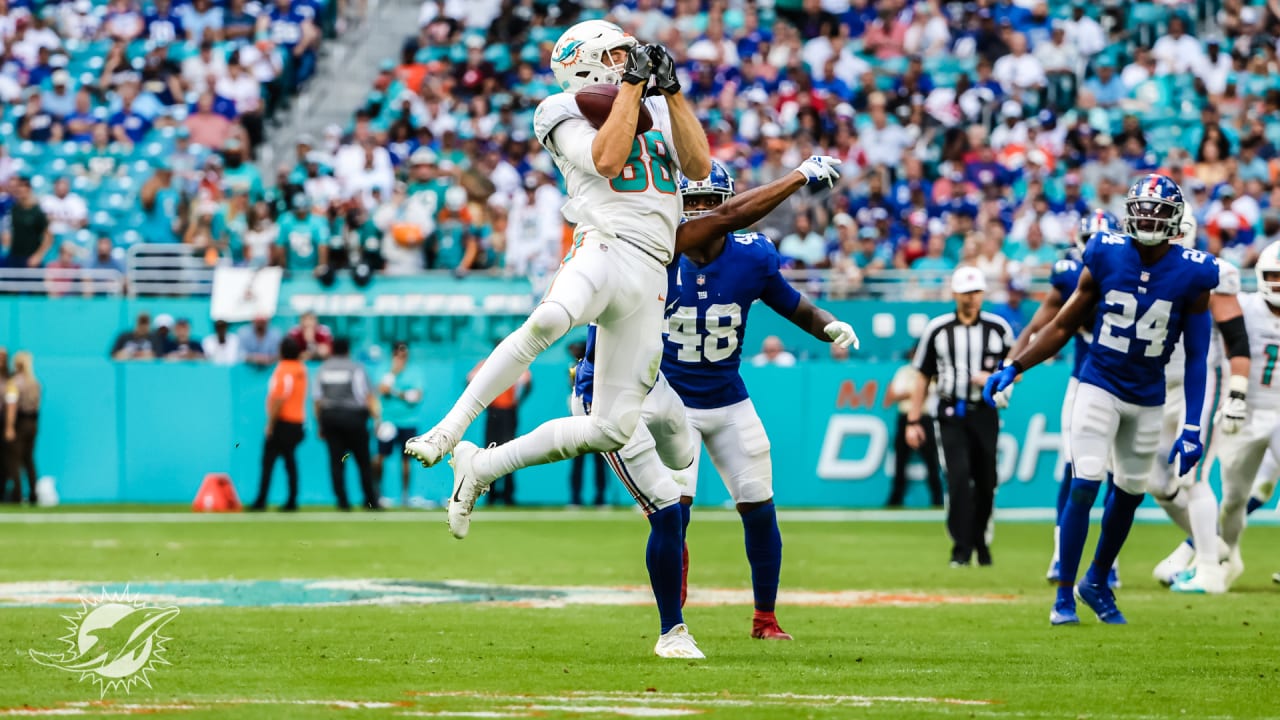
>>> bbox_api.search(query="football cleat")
[751,612,793,640]
[1225,546,1245,589]
[404,427,458,468]
[1046,558,1061,584]
[654,623,705,659]
[1050,598,1079,626]
[445,441,486,539]
[1170,562,1227,595]
[1272,572,1280,585]
[1076,580,1127,624]
[1153,541,1195,586]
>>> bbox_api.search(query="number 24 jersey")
[1081,232,1221,406]
[662,232,802,409]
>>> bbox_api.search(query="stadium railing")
[0,268,125,296]
[125,245,215,297]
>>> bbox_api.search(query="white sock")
[1187,482,1223,562]
[1051,525,1060,563]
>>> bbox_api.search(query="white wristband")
[1228,374,1249,395]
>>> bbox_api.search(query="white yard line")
[0,507,1260,525]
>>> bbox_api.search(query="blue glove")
[1168,425,1204,477]
[982,363,1019,408]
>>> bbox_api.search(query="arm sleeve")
[1182,309,1211,429]
[548,118,604,178]
[757,237,803,316]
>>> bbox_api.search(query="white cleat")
[653,623,705,659]
[1153,541,1195,586]
[404,427,459,468]
[446,441,486,539]
[1170,561,1228,595]
[1225,546,1245,590]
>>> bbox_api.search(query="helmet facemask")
[681,191,729,220]
[1125,196,1183,246]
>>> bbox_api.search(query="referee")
[906,267,1015,567]
[313,337,381,510]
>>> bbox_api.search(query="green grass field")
[1,508,1278,719]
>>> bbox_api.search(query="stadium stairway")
[255,0,421,178]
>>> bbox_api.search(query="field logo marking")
[28,587,179,696]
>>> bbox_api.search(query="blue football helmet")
[679,160,735,219]
[1076,208,1120,250]
[1124,173,1185,246]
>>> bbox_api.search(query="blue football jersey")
[574,329,596,405]
[1079,232,1221,406]
[662,231,802,409]
[1049,248,1090,379]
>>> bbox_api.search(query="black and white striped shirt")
[913,312,1015,405]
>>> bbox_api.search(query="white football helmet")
[550,20,637,94]
[1256,240,1280,307]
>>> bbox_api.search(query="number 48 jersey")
[1081,231,1222,406]
[662,232,803,409]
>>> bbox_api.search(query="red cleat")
[751,611,793,640]
[680,542,689,608]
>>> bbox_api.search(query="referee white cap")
[951,266,987,294]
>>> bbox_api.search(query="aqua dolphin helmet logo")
[30,589,179,696]
[552,39,584,65]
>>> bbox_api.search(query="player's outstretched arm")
[675,157,841,254]
[591,48,651,177]
[648,45,710,180]
[787,298,858,349]
[985,268,1099,406]
[1173,291,1212,475]
[1010,286,1064,358]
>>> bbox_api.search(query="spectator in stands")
[3,177,52,269]
[992,32,1046,103]
[252,336,306,511]
[203,319,241,364]
[185,91,235,151]
[42,70,75,120]
[143,0,184,45]
[111,312,159,360]
[3,351,41,505]
[218,57,264,150]
[242,202,278,268]
[138,166,181,244]
[43,243,80,298]
[260,0,319,93]
[85,236,126,295]
[107,81,151,148]
[221,139,264,201]
[239,316,282,367]
[1152,15,1204,76]
[374,182,431,275]
[103,0,144,41]
[182,38,228,94]
[14,94,53,144]
[752,336,797,368]
[166,318,205,360]
[151,314,178,356]
[40,177,88,238]
[182,0,224,43]
[432,186,485,274]
[276,195,330,273]
[779,212,828,269]
[287,311,333,361]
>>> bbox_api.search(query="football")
[574,83,654,135]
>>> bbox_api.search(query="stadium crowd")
[3,0,1280,299]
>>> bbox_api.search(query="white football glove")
[1217,374,1249,434]
[796,155,842,188]
[824,320,859,350]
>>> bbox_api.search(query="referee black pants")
[320,411,376,510]
[938,404,999,564]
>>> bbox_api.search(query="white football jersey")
[1166,258,1238,385]
[533,92,683,264]
[1239,292,1280,412]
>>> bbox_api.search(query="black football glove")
[647,44,680,94]
[620,44,655,86]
